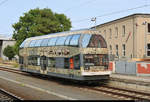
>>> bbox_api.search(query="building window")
[116,45,118,57]
[148,23,150,33]
[122,44,126,56]
[110,45,112,55]
[115,27,118,38]
[104,30,106,38]
[109,29,112,39]
[122,25,125,37]
[147,44,150,56]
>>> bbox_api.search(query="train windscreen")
[82,34,107,48]
[83,54,109,70]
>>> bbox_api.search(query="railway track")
[0,88,22,101]
[0,67,26,75]
[82,85,150,101]
[0,66,150,101]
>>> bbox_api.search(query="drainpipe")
[133,16,135,58]
[142,21,147,58]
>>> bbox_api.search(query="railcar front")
[19,29,111,81]
[79,33,111,81]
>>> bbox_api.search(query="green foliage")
[3,45,16,60]
[12,8,72,55]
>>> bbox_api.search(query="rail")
[0,88,23,101]
[84,86,150,101]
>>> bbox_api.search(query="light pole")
[91,17,97,30]
[60,24,64,31]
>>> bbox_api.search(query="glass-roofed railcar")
[19,29,111,81]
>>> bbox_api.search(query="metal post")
[60,24,64,31]
[91,17,97,30]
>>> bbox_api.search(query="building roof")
[92,13,150,28]
[0,34,15,41]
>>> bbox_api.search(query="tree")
[12,8,72,54]
[3,45,15,60]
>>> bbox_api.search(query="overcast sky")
[0,0,150,37]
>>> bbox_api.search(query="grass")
[0,58,19,68]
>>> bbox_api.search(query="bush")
[3,45,16,60]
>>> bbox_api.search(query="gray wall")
[115,61,136,75]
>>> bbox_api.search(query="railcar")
[19,29,111,81]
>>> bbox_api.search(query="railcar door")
[40,56,47,72]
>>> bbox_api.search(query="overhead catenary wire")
[73,4,150,23]
[64,0,98,12]
[0,0,9,6]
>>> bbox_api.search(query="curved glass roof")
[19,29,107,48]
[19,40,26,48]
[82,34,92,48]
[56,36,67,46]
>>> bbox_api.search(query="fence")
[109,61,150,76]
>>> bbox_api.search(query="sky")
[0,0,150,38]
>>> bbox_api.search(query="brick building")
[95,13,150,61]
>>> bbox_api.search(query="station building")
[95,13,150,61]
[95,14,150,76]
[0,35,16,60]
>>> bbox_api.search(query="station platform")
[110,73,150,84]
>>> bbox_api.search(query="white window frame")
[122,44,126,56]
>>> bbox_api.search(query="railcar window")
[47,58,55,67]
[82,34,92,48]
[56,36,67,46]
[69,34,80,46]
[40,56,47,70]
[41,39,49,47]
[28,56,32,65]
[24,40,30,48]
[74,55,80,69]
[64,35,72,45]
[28,56,39,66]
[19,56,24,64]
[37,57,40,66]
[29,41,32,47]
[29,40,36,47]
[84,54,108,67]
[64,58,69,69]
[33,57,38,66]
[55,58,64,68]
[34,39,43,47]
[47,37,58,46]
[20,41,26,48]
[97,40,101,48]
